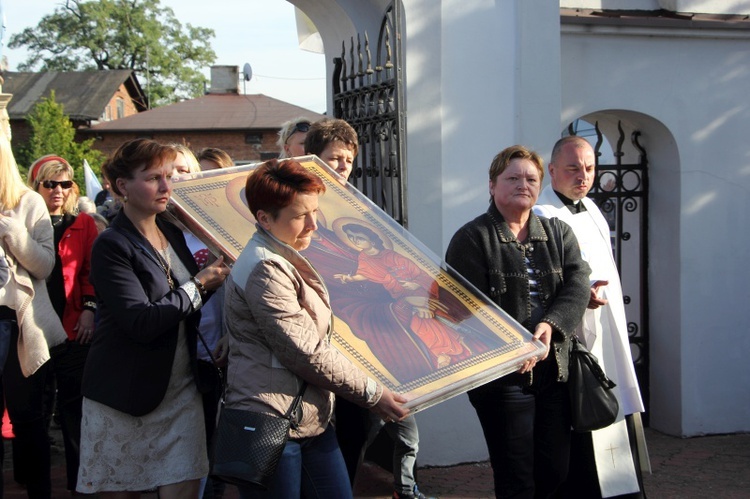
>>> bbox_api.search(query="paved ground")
[352,429,750,498]
[2,428,749,498]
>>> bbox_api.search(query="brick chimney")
[208,66,240,94]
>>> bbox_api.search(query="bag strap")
[214,339,308,429]
[284,381,308,430]
[550,217,564,271]
[571,336,617,389]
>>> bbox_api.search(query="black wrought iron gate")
[581,121,650,419]
[332,1,407,227]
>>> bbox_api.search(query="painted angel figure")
[333,222,473,371]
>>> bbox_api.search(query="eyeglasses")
[41,180,74,190]
[285,122,311,143]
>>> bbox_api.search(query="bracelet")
[191,276,207,296]
[82,300,97,311]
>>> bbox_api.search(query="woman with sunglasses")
[277,117,312,158]
[28,154,99,494]
[0,137,68,498]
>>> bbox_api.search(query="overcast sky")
[1,0,327,113]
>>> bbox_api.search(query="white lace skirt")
[77,325,207,493]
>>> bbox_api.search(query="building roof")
[561,8,750,29]
[3,70,147,121]
[88,93,325,133]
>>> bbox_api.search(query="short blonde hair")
[277,117,312,156]
[171,144,201,174]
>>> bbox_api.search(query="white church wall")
[658,0,750,15]
[400,0,566,465]
[561,24,750,435]
[562,0,661,10]
[292,0,750,467]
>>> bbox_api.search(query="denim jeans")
[237,424,352,499]
[366,412,420,495]
[469,377,571,499]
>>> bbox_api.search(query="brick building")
[84,66,325,162]
[3,70,147,151]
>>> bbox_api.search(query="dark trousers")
[50,340,89,491]
[201,361,225,499]
[469,380,571,499]
[334,396,372,486]
[2,324,52,498]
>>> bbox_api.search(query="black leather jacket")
[446,204,590,386]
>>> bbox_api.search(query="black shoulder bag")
[550,217,619,432]
[210,380,307,490]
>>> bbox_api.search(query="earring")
[123,195,128,203]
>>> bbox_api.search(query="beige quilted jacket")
[223,226,382,438]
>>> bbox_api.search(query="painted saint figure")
[335,223,472,371]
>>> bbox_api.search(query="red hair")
[245,159,325,219]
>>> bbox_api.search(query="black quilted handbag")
[210,383,307,490]
[568,336,619,432]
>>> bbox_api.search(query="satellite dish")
[243,63,253,82]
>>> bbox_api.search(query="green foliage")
[8,0,216,107]
[19,91,106,196]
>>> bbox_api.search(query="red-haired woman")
[224,159,408,498]
[28,155,98,493]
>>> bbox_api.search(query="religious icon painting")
[168,156,546,413]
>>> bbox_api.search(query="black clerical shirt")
[553,190,588,214]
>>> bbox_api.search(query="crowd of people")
[0,116,645,499]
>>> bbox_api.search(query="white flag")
[83,159,102,199]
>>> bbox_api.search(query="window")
[245,133,263,145]
[116,98,125,119]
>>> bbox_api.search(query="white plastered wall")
[560,23,750,436]
[290,0,750,464]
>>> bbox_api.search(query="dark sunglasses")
[41,180,74,190]
[285,122,311,143]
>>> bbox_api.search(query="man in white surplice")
[534,136,647,498]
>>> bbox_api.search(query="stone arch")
[288,0,396,113]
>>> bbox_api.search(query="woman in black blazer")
[77,138,228,499]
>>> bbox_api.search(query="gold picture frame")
[168,157,545,413]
